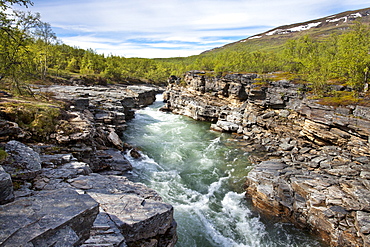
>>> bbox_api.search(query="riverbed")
[122,95,324,247]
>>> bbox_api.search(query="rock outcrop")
[0,84,177,246]
[71,174,177,246]
[162,71,370,246]
[0,189,99,246]
[35,84,159,172]
[0,165,14,205]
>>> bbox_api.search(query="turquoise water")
[122,95,324,247]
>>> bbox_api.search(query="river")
[122,95,324,247]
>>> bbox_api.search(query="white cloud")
[62,35,208,58]
[18,0,370,58]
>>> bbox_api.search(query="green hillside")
[203,7,370,55]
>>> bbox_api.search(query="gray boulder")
[0,120,25,142]
[213,120,240,132]
[0,166,14,205]
[4,140,41,179]
[33,161,92,191]
[69,174,177,246]
[101,149,132,174]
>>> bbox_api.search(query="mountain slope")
[203,7,370,54]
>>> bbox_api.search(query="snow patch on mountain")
[247,36,262,40]
[261,11,368,38]
[326,12,363,23]
[266,22,322,36]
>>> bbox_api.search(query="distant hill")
[202,7,370,55]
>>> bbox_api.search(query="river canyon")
[122,95,324,246]
[160,71,370,247]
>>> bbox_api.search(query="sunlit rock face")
[162,71,370,246]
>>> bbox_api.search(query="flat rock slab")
[69,173,160,200]
[69,174,174,243]
[89,193,173,243]
[0,188,99,246]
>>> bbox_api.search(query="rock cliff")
[0,84,177,246]
[162,71,370,246]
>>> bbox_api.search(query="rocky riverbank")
[0,84,177,246]
[161,71,370,247]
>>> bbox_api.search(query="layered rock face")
[162,71,370,246]
[0,85,177,246]
[36,84,159,171]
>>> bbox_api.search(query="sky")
[14,0,370,58]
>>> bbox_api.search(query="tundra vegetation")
[1,0,369,102]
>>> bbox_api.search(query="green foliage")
[0,148,7,162]
[314,91,361,107]
[281,23,370,94]
[335,23,370,90]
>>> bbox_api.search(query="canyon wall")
[162,71,370,247]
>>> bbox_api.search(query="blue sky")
[15,0,370,58]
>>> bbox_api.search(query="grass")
[314,91,364,107]
[0,148,7,162]
[0,99,62,141]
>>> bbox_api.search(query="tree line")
[1,0,370,96]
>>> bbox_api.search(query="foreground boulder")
[4,140,42,180]
[81,208,127,247]
[69,174,177,246]
[0,188,99,246]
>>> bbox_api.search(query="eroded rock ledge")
[0,84,177,246]
[161,71,370,246]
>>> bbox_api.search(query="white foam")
[205,136,221,151]
[220,192,267,246]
